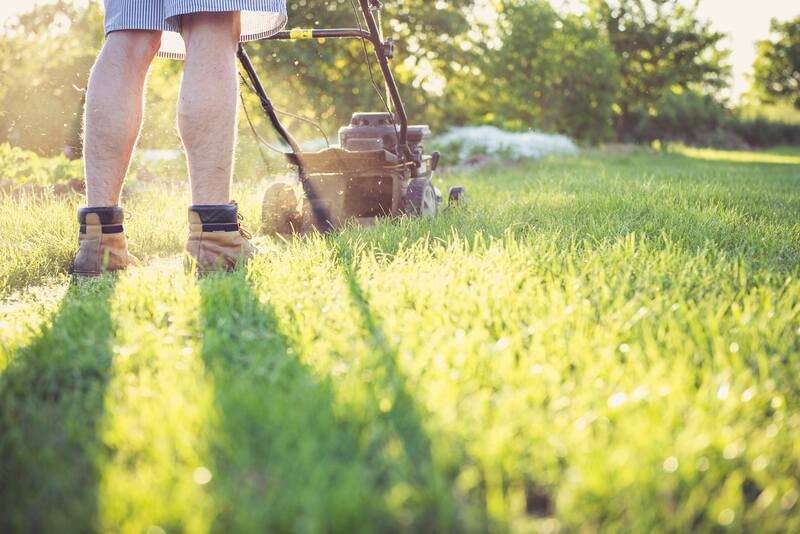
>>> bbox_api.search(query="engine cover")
[339,112,430,155]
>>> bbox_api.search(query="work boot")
[73,206,137,276]
[186,202,257,274]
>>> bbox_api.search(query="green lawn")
[1,148,799,532]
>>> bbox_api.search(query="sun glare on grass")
[670,144,800,165]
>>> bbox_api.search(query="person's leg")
[178,12,256,274]
[177,12,241,205]
[83,30,162,207]
[75,30,160,276]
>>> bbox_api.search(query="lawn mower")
[236,0,466,234]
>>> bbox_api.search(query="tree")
[456,0,619,142]
[0,0,477,154]
[589,0,730,141]
[0,1,104,155]
[753,16,800,109]
[241,0,477,135]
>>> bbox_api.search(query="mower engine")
[262,111,463,235]
[340,112,430,169]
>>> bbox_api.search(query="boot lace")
[235,207,253,240]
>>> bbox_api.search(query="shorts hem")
[103,13,181,35]
[105,22,180,34]
[165,0,287,23]
[155,50,187,60]
[153,23,286,60]
[103,0,287,61]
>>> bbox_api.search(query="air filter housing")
[339,112,431,154]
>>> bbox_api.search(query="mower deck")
[286,147,401,174]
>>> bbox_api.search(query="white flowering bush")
[432,126,578,164]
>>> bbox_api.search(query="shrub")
[623,91,800,149]
[633,91,727,145]
[0,143,83,185]
[724,117,800,147]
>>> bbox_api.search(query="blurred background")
[0,0,798,162]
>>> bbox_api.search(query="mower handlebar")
[267,29,373,41]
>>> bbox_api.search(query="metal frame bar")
[237,46,303,156]
[237,0,415,231]
[237,0,411,160]
[267,29,372,40]
[354,0,410,157]
[239,45,335,229]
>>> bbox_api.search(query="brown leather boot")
[73,206,137,276]
[185,202,257,274]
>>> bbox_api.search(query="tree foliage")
[0,0,477,154]
[466,0,620,143]
[753,16,800,110]
[0,1,103,155]
[590,0,730,140]
[240,0,476,137]
[2,0,797,153]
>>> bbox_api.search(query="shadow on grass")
[0,276,118,533]
[197,269,454,531]
[198,272,384,531]
[330,241,441,491]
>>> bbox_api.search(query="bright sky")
[695,0,799,97]
[2,0,799,99]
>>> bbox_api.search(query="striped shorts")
[104,0,287,59]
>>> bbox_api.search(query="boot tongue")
[188,204,238,224]
[78,206,124,225]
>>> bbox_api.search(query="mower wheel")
[448,186,468,208]
[261,181,300,235]
[404,178,437,218]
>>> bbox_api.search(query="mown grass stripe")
[197,271,399,531]
[97,265,215,533]
[0,277,118,533]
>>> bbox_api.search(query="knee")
[105,30,162,67]
[176,98,198,132]
[181,12,241,53]
[176,95,209,145]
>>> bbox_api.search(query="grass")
[0,148,799,532]
[669,144,800,165]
